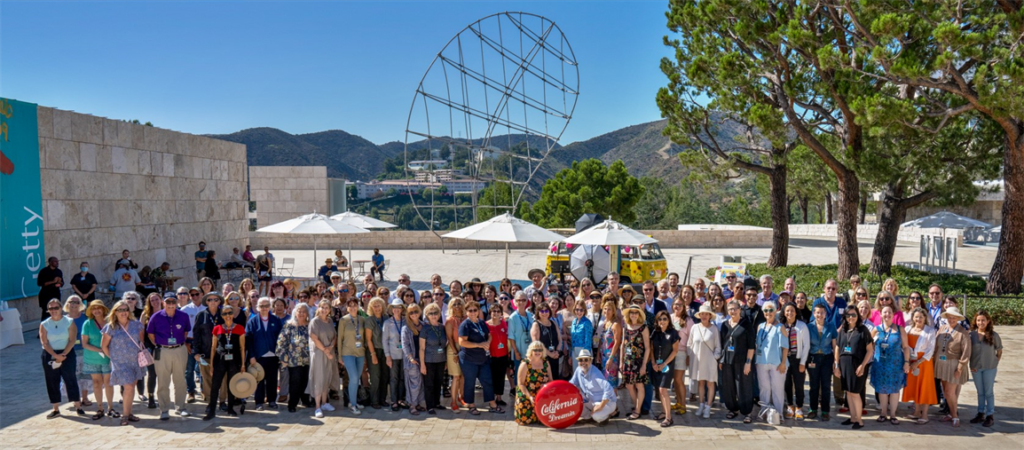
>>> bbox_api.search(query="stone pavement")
[1,325,1021,449]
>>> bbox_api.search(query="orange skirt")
[901,352,938,405]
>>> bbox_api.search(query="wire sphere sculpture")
[403,11,578,233]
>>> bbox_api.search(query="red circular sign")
[534,380,583,429]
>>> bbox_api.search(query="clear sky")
[1,1,674,145]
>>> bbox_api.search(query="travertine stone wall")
[15,107,250,321]
[248,166,328,228]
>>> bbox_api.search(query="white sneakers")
[321,403,335,412]
[177,409,190,417]
[314,408,324,418]
[350,405,362,415]
[702,404,711,419]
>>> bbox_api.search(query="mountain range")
[210,119,704,185]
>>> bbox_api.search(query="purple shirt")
[146,309,192,346]
[756,292,779,307]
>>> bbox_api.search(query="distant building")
[407,159,448,171]
[873,180,1005,226]
[354,178,485,199]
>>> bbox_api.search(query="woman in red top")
[487,306,510,407]
[203,305,247,420]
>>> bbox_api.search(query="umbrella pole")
[505,242,509,279]
[313,236,318,278]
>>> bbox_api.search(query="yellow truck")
[546,241,668,285]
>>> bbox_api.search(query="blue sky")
[1,1,674,145]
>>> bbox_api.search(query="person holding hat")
[934,306,971,427]
[570,348,617,425]
[276,303,312,412]
[319,259,338,285]
[620,305,650,420]
[689,303,721,419]
[203,304,246,420]
[246,297,282,411]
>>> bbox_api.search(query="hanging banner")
[0,98,45,302]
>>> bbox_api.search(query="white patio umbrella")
[900,211,992,229]
[256,212,370,277]
[564,219,658,283]
[442,213,566,278]
[330,211,397,264]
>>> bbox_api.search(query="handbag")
[124,327,154,367]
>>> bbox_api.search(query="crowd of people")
[35,261,1003,430]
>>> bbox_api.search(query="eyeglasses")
[657,318,669,322]
[642,289,653,292]
[115,308,129,313]
[857,293,868,297]
[578,358,592,362]
[929,291,941,295]
[299,295,309,299]
[125,297,138,301]
[726,307,738,312]
[177,292,188,296]
[908,296,921,300]
[259,305,270,309]
[763,309,776,313]
[433,293,444,296]
[67,301,82,305]
[47,306,61,311]
[191,293,201,297]
[589,295,601,299]
[427,312,440,316]
[221,313,234,317]
[466,309,480,313]
[537,309,550,314]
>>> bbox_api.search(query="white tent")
[900,211,992,229]
[256,212,369,276]
[442,213,566,278]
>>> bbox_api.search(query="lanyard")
[392,317,404,334]
[516,313,529,333]
[469,319,485,340]
[351,316,361,340]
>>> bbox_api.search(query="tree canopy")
[526,159,644,228]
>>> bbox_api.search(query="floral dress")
[870,324,906,394]
[102,320,148,386]
[515,359,549,425]
[601,319,619,388]
[620,324,648,385]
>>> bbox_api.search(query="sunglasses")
[537,309,550,314]
[763,309,776,313]
[67,301,82,305]
[47,306,61,310]
[190,293,200,297]
[642,289,653,292]
[857,293,868,297]
[427,312,440,316]
[578,358,592,362]
[657,317,669,322]
[589,295,601,299]
[466,309,480,313]
[433,293,444,296]
[909,296,922,300]
[221,313,234,317]
[115,308,129,313]
[574,309,585,312]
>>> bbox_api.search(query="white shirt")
[179,302,207,338]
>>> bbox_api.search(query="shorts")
[82,361,111,375]
[446,347,462,377]
[258,271,273,282]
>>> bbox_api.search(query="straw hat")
[625,305,646,324]
[229,372,257,398]
[465,277,486,290]
[696,303,715,318]
[941,306,965,322]
[247,360,265,382]
[576,349,593,360]
[618,285,637,297]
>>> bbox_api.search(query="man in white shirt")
[178,286,206,404]
[569,349,616,425]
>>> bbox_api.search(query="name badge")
[939,355,947,361]
[437,347,444,354]
[625,348,632,357]
[727,345,735,352]
[355,341,363,349]
[843,346,852,353]
[498,343,504,349]
[224,354,233,361]
[397,344,402,349]
[548,346,555,351]
[808,362,816,369]
[167,337,177,345]
[881,343,889,349]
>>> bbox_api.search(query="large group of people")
[35,259,1004,431]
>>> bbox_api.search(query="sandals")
[92,409,105,420]
[877,416,889,423]
[468,407,481,416]
[915,418,930,425]
[391,403,400,412]
[726,412,738,420]
[626,412,641,420]
[743,415,753,424]
[654,412,666,421]
[952,418,960,427]
[489,405,505,414]
[127,414,140,422]
[940,414,953,422]
[890,417,900,425]
[81,399,94,407]
[410,407,420,416]
[108,409,121,418]
[660,418,673,427]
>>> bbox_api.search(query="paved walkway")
[2,326,1020,449]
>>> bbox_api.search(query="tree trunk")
[799,196,809,224]
[870,185,937,276]
[835,173,861,279]
[859,192,868,225]
[825,191,834,224]
[987,132,1024,294]
[766,168,790,268]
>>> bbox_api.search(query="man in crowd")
[602,272,622,296]
[147,294,193,419]
[370,248,385,281]
[656,279,673,311]
[179,287,206,404]
[722,272,737,300]
[318,258,338,284]
[389,274,419,303]
[570,349,616,426]
[116,249,139,270]
[756,274,779,306]
[812,279,847,412]
[194,242,208,280]
[37,256,63,319]
[110,261,141,300]
[523,269,547,300]
[639,279,666,417]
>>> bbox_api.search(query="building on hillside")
[407,159,448,171]
[353,178,485,199]
[873,179,1005,226]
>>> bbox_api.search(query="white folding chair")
[278,257,295,276]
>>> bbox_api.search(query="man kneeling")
[569,349,616,425]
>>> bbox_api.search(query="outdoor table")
[353,260,371,275]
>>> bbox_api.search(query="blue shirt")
[808,322,837,355]
[722,286,735,300]
[927,302,944,330]
[506,311,534,360]
[372,254,384,268]
[195,251,207,270]
[458,318,490,366]
[755,322,787,366]
[570,316,593,349]
[569,364,616,403]
[812,296,848,332]
[42,316,74,350]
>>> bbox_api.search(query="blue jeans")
[972,368,997,415]
[185,352,198,394]
[341,355,365,408]
[460,360,494,405]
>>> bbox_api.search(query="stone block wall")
[13,107,250,322]
[249,166,328,228]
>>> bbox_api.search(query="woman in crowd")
[720,299,756,423]
[619,285,637,308]
[677,284,696,323]
[400,287,417,307]
[40,298,84,419]
[903,307,937,423]
[903,291,924,325]
[806,304,836,421]
[934,307,972,427]
[872,291,904,327]
[483,285,499,317]
[309,300,339,418]
[599,295,623,392]
[870,305,909,424]
[140,293,162,408]
[689,304,720,419]
[268,280,290,310]
[531,302,562,380]
[402,304,426,414]
[272,298,290,321]
[487,306,510,407]
[203,304,246,420]
[276,303,312,413]
[246,290,262,319]
[444,298,466,411]
[570,302,594,371]
[710,294,728,326]
[577,278,596,304]
[793,292,812,324]
[882,278,900,302]
[274,295,293,405]
[650,310,679,426]
[515,341,552,425]
[199,276,216,298]
[248,297,282,411]
[621,306,650,420]
[669,296,692,414]
[499,278,513,297]
[364,297,388,409]
[834,309,873,429]
[383,300,407,411]
[853,287,870,311]
[238,278,256,300]
[755,302,787,424]
[707,284,723,307]
[459,302,501,414]
[337,297,370,415]
[81,300,113,419]
[224,291,246,322]
[969,310,1001,427]
[781,303,809,420]
[63,295,93,408]
[420,303,447,414]
[101,300,146,425]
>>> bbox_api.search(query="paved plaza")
[2,237,1020,449]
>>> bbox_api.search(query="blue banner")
[0,98,45,302]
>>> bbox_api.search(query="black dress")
[837,324,872,394]
[537,320,561,380]
[649,328,680,389]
